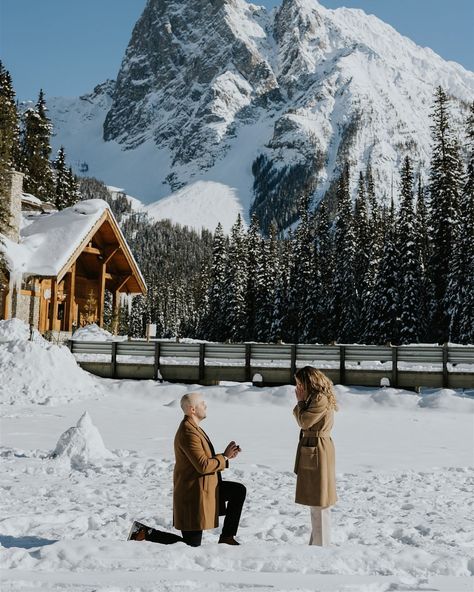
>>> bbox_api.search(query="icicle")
[119,292,133,317]
[8,269,23,318]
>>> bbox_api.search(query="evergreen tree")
[330,165,358,342]
[21,89,54,200]
[202,223,228,341]
[0,62,19,271]
[414,175,431,340]
[313,198,334,343]
[289,195,315,342]
[397,156,425,343]
[245,213,263,340]
[224,215,248,341]
[364,200,400,344]
[446,102,474,343]
[428,87,463,342]
[0,61,20,182]
[52,147,80,209]
[255,223,279,341]
[353,171,371,335]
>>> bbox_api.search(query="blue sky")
[1,0,473,101]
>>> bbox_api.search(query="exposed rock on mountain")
[47,0,474,232]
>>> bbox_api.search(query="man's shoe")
[127,521,148,541]
[218,535,240,545]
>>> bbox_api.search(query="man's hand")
[223,441,241,459]
[295,382,306,402]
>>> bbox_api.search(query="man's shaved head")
[180,392,204,414]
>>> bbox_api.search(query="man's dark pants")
[146,480,246,547]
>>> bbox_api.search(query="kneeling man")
[173,392,246,546]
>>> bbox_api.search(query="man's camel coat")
[293,395,337,507]
[173,416,227,531]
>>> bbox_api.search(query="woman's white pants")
[309,506,331,546]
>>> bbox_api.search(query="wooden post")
[67,264,76,332]
[98,261,106,327]
[199,343,205,382]
[391,345,398,387]
[290,344,297,383]
[245,343,251,382]
[339,345,346,385]
[50,279,58,331]
[112,289,120,335]
[442,343,449,388]
[154,341,161,381]
[111,341,118,378]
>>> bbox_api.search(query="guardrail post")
[339,345,346,385]
[392,345,398,387]
[154,341,161,381]
[111,341,118,379]
[199,343,205,382]
[442,343,449,388]
[245,343,251,382]
[290,344,297,383]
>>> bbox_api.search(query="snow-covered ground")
[1,320,474,591]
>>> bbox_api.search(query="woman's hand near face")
[295,381,306,402]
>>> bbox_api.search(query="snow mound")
[72,323,114,341]
[0,319,102,406]
[0,318,45,343]
[72,199,109,216]
[418,389,474,412]
[51,412,114,468]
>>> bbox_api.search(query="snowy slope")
[47,0,474,232]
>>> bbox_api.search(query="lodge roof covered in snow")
[2,199,146,295]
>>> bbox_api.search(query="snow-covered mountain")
[48,0,474,232]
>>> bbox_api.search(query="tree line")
[1,58,472,344]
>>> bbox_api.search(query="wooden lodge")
[0,171,146,335]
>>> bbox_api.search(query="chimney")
[2,170,24,242]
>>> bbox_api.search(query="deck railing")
[68,340,474,389]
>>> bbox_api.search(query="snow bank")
[51,412,114,468]
[418,389,474,412]
[0,319,102,406]
[0,318,45,343]
[72,323,114,341]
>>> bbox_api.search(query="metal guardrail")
[68,341,474,389]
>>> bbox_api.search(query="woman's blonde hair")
[294,366,338,411]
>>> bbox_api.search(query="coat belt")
[301,430,330,438]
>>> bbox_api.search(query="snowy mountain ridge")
[47,0,474,232]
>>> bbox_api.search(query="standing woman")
[293,366,338,546]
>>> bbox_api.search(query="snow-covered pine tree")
[445,102,474,343]
[0,61,20,269]
[255,223,279,341]
[397,156,425,344]
[21,89,54,200]
[0,61,20,181]
[289,194,315,342]
[271,230,293,342]
[414,175,432,340]
[313,197,334,343]
[202,222,227,341]
[52,147,81,209]
[364,199,400,344]
[353,171,372,336]
[330,164,358,342]
[224,215,247,342]
[428,86,463,342]
[129,294,147,338]
[245,213,263,340]
[53,147,69,209]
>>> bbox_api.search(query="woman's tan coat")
[293,395,337,507]
[173,416,227,531]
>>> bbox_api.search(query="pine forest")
[1,62,473,345]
